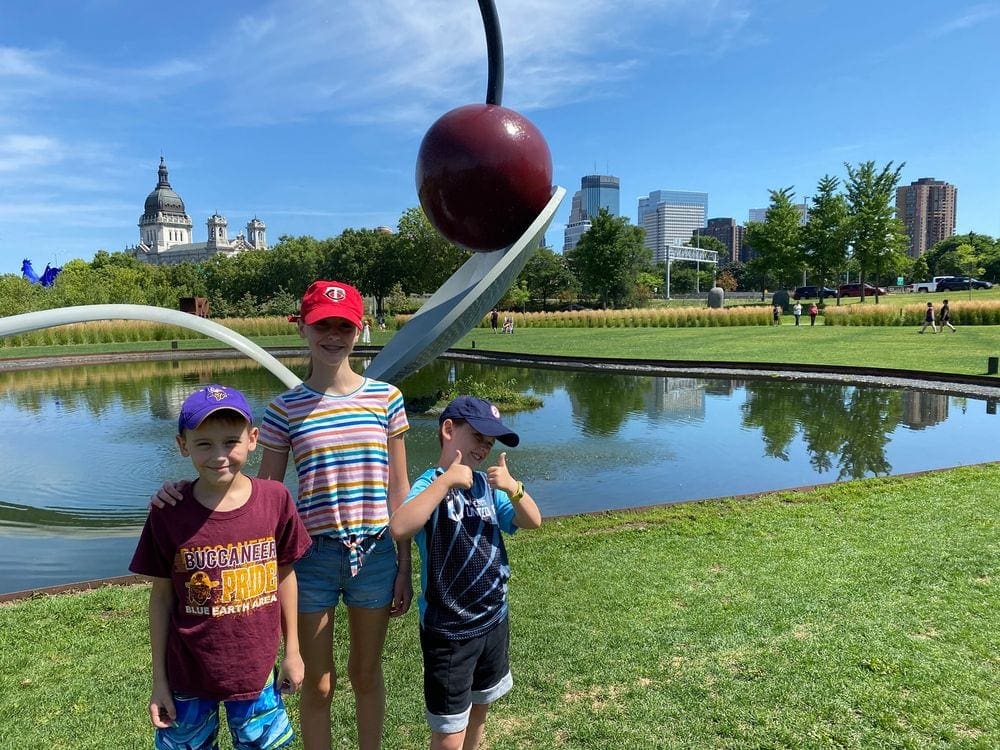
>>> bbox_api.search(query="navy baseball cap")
[439,395,519,447]
[178,385,253,434]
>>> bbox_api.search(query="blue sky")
[2,0,998,273]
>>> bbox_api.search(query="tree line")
[3,162,998,318]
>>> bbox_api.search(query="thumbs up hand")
[486,452,516,496]
[443,449,473,490]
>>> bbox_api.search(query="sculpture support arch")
[0,304,301,389]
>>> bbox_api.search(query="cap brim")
[300,309,362,327]
[466,416,520,447]
[180,405,252,432]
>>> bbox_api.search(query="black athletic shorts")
[419,615,513,734]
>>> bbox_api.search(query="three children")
[139,280,539,749]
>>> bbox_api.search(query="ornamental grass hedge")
[823,300,1000,326]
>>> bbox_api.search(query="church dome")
[143,157,187,216]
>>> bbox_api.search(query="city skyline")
[1,1,998,273]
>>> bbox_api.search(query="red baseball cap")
[292,280,364,328]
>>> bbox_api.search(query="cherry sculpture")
[416,0,553,251]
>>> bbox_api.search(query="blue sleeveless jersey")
[406,467,518,639]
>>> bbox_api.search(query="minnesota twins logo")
[324,286,347,302]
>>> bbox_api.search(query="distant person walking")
[772,304,781,326]
[809,303,818,326]
[940,299,956,332]
[919,301,937,334]
[793,302,802,326]
[361,318,372,344]
[490,308,499,333]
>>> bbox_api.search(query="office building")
[895,178,957,257]
[748,203,809,226]
[638,190,708,264]
[563,174,620,251]
[700,218,746,264]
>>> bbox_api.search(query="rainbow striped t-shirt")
[258,378,408,574]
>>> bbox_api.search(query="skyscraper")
[895,178,957,257]
[700,218,746,264]
[638,190,708,264]
[563,174,620,251]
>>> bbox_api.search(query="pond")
[1,356,997,595]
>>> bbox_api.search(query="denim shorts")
[295,533,398,613]
[155,670,292,750]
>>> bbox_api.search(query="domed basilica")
[128,158,267,265]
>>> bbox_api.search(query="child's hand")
[279,652,305,694]
[149,481,189,510]
[149,683,175,728]
[443,450,473,490]
[486,452,517,496]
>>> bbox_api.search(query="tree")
[744,187,802,297]
[335,228,402,318]
[518,246,577,309]
[801,175,849,302]
[565,209,649,308]
[955,243,985,300]
[395,207,468,295]
[843,161,908,302]
[910,254,930,283]
[924,232,1000,281]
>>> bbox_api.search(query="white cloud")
[935,3,1000,36]
[197,0,754,125]
[0,134,64,173]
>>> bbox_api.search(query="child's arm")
[390,449,472,541]
[487,452,542,529]
[257,447,290,481]
[386,434,413,617]
[148,578,176,728]
[276,565,304,693]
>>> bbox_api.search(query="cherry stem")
[478,0,504,106]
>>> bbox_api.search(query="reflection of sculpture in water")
[741,381,901,479]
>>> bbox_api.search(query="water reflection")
[0,357,996,594]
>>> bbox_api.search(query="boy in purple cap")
[390,396,541,750]
[130,384,311,750]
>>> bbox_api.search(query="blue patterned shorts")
[154,670,292,750]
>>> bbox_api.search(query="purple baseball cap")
[439,395,519,447]
[178,385,253,434]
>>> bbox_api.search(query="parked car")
[837,283,889,297]
[934,276,993,291]
[792,285,839,300]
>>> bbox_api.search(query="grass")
[3,323,1000,378]
[454,325,1000,377]
[2,466,997,748]
[1,314,997,747]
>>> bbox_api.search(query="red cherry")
[416,103,552,252]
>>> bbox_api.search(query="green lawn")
[452,325,1000,378]
[1,315,998,747]
[3,323,1000,378]
[2,467,997,749]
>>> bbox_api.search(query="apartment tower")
[895,178,957,257]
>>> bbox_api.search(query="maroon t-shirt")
[130,478,311,701]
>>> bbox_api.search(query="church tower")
[206,213,229,248]
[138,157,193,252]
[246,217,267,250]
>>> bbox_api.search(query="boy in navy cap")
[390,396,541,750]
[130,385,311,750]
